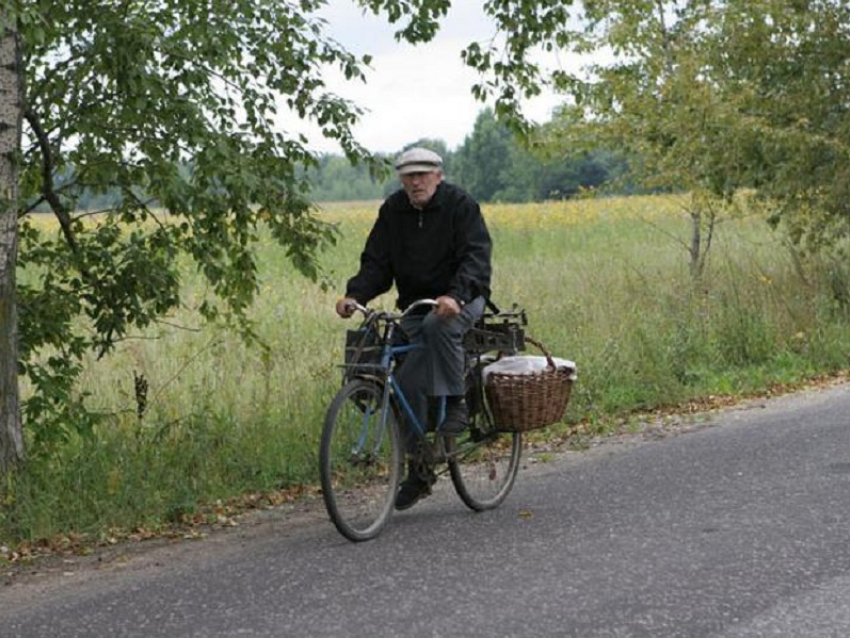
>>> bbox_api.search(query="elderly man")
[335,146,493,510]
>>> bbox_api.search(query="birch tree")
[1,0,454,467]
[0,5,22,471]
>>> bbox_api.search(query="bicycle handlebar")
[402,298,439,316]
[346,298,439,322]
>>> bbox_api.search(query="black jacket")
[345,182,492,310]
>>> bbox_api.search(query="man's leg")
[398,297,485,423]
[394,313,435,511]
[420,297,485,433]
[393,298,485,509]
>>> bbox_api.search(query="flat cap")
[395,147,443,175]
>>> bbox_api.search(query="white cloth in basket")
[483,355,577,382]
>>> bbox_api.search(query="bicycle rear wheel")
[448,422,522,511]
[320,379,402,542]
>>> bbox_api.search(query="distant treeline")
[305,108,628,203]
[69,108,628,210]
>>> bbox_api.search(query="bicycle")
[319,298,527,542]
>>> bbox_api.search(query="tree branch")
[24,105,78,252]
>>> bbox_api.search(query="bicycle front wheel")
[320,379,402,542]
[448,426,522,511]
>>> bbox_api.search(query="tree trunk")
[688,194,716,282]
[0,12,24,473]
[689,207,702,280]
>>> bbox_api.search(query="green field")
[3,193,849,549]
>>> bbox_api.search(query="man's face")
[400,170,442,208]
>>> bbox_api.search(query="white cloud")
[288,1,564,155]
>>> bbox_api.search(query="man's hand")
[434,295,462,318]
[335,297,358,318]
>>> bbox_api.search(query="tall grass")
[3,194,849,545]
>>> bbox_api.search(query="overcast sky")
[290,1,564,155]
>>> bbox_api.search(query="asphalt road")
[1,381,849,637]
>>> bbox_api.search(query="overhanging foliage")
[12,0,454,450]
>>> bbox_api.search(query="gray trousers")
[396,296,485,452]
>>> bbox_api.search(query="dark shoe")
[395,474,433,511]
[440,397,468,436]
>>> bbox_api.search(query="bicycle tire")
[320,379,402,542]
[448,424,522,511]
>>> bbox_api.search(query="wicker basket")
[484,337,574,432]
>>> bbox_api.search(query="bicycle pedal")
[416,471,437,488]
